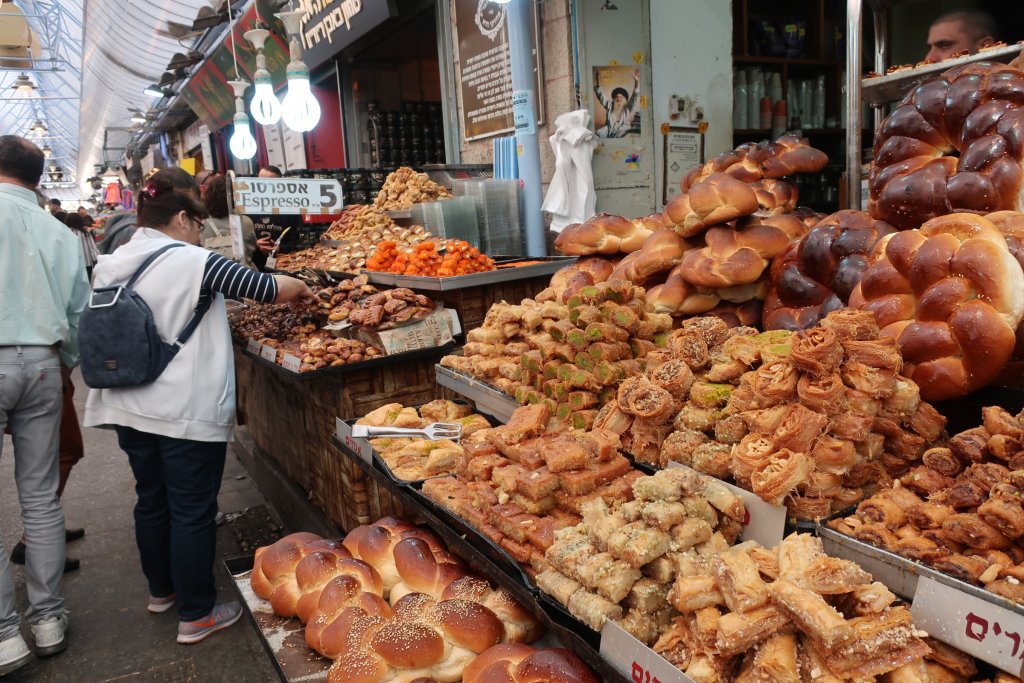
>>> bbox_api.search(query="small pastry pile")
[294,336,382,371]
[355,400,492,481]
[320,204,399,241]
[653,533,930,682]
[539,466,746,644]
[440,280,673,428]
[605,308,946,520]
[249,517,548,683]
[831,404,1024,605]
[373,166,453,211]
[308,275,380,323]
[346,288,436,329]
[275,225,433,273]
[231,302,320,343]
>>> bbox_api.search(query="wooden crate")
[427,275,552,335]
[234,349,441,531]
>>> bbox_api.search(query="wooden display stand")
[234,348,444,531]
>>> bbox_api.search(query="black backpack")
[80,244,211,389]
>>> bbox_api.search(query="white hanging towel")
[542,109,598,233]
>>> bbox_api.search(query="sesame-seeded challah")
[608,229,689,287]
[849,213,1024,400]
[462,643,600,683]
[763,210,896,331]
[868,62,1024,230]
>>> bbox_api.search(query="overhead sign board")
[298,0,397,70]
[232,176,344,215]
[453,0,544,141]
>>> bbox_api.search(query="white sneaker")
[30,614,67,657]
[0,633,33,675]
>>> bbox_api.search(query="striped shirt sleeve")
[202,252,278,303]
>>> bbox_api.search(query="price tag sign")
[912,576,1024,676]
[259,344,278,362]
[372,309,456,355]
[512,90,537,136]
[281,354,303,373]
[232,177,344,215]
[335,418,373,464]
[666,461,786,547]
[600,621,693,683]
[246,338,262,354]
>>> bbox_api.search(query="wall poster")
[454,0,544,141]
[592,65,642,139]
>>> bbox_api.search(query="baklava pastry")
[769,579,851,647]
[791,328,843,378]
[932,553,989,584]
[850,522,899,551]
[715,603,792,656]
[978,496,1024,539]
[773,404,829,454]
[714,547,771,612]
[841,362,898,399]
[942,513,1013,550]
[646,358,695,398]
[749,632,800,683]
[819,308,881,341]
[920,447,964,478]
[751,449,812,506]
[797,373,847,415]
[751,359,800,406]
[840,337,903,372]
[811,436,858,476]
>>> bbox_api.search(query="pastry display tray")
[435,365,519,422]
[819,510,1024,675]
[329,436,630,683]
[225,554,331,682]
[362,256,576,291]
[236,339,453,381]
[861,43,1023,106]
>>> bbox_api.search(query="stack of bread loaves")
[550,135,828,327]
[249,518,549,682]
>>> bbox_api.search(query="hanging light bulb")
[227,80,257,160]
[244,28,281,126]
[30,119,47,137]
[130,111,147,125]
[275,10,320,133]
[13,73,35,97]
[41,144,52,158]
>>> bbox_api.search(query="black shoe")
[65,528,85,542]
[10,542,79,573]
[9,542,24,565]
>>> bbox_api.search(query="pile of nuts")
[373,167,453,211]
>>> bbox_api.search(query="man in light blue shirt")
[0,135,88,675]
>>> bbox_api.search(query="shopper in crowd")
[0,135,89,674]
[201,174,257,268]
[925,9,996,62]
[252,165,318,268]
[47,198,67,223]
[64,213,99,281]
[82,174,314,644]
[76,206,94,228]
[98,167,200,255]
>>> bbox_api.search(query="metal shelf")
[861,44,1024,106]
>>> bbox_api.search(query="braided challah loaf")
[295,551,383,624]
[462,643,599,683]
[343,517,450,596]
[849,213,1024,400]
[682,134,829,189]
[324,593,507,683]
[678,213,811,288]
[553,213,655,255]
[868,62,1024,229]
[763,210,895,330]
[987,210,1024,359]
[664,172,760,237]
[251,533,341,616]
[608,229,689,287]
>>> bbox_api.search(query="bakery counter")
[233,346,449,532]
[330,434,632,683]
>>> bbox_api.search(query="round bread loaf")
[462,643,600,683]
[554,213,653,255]
[763,210,895,330]
[849,213,1024,400]
[868,62,1024,230]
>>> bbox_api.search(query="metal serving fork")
[349,422,462,443]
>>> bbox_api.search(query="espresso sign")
[454,0,543,141]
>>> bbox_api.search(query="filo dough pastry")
[749,632,800,683]
[769,579,852,647]
[841,337,903,372]
[797,373,847,415]
[751,360,799,405]
[797,556,872,594]
[751,449,812,505]
[807,606,928,679]
[819,308,881,341]
[714,547,771,612]
[791,328,843,378]
[714,603,791,656]
[772,404,829,454]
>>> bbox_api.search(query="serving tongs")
[349,422,462,443]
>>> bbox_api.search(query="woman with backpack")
[82,174,313,644]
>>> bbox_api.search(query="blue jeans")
[114,427,226,621]
[0,346,65,640]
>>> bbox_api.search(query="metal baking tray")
[237,340,454,381]
[862,44,1023,106]
[819,507,1024,609]
[434,364,519,422]
[362,256,576,291]
[224,555,330,682]
[327,437,630,683]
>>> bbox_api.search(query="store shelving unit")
[842,0,1023,209]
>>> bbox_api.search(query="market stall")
[226,59,1024,683]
